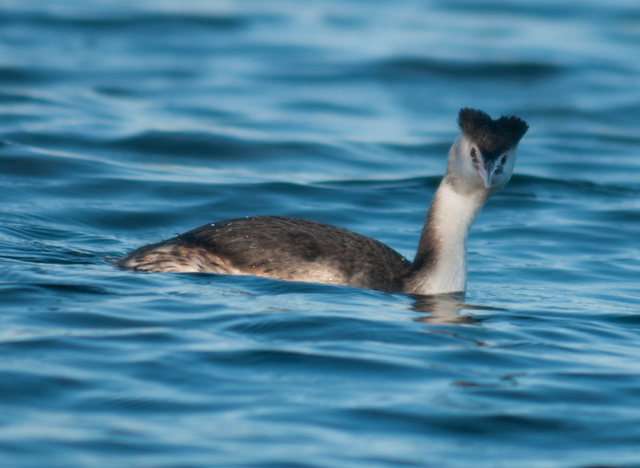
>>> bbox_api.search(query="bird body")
[116,216,410,292]
[115,109,528,295]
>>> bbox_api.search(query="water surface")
[2,1,640,467]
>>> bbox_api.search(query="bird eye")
[501,155,507,165]
[470,148,477,159]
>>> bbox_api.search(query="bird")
[114,108,528,295]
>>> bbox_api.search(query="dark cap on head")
[457,108,529,159]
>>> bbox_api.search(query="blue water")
[2,1,640,467]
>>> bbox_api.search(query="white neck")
[404,177,487,295]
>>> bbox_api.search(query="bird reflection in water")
[410,293,505,324]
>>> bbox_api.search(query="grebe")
[115,108,528,295]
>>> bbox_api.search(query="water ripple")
[2,0,640,467]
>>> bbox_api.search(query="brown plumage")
[115,216,411,293]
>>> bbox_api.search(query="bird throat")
[404,176,487,295]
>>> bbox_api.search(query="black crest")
[457,108,529,159]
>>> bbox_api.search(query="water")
[2,1,640,466]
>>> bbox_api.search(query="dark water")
[2,1,640,467]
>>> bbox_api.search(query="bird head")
[447,108,528,196]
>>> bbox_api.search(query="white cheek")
[452,155,474,179]
[463,159,477,178]
[497,158,516,187]
[496,172,509,187]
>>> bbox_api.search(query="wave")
[0,11,266,32]
[369,57,564,82]
[0,66,62,85]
